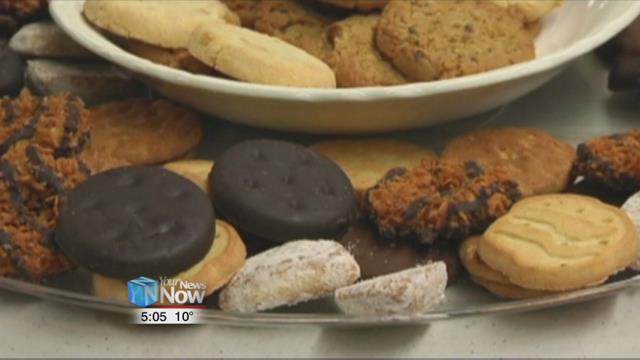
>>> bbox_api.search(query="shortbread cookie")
[188,22,336,88]
[490,0,562,23]
[335,262,447,316]
[86,99,202,167]
[363,159,521,245]
[470,276,552,300]
[376,0,535,81]
[310,139,434,190]
[163,159,214,193]
[119,38,214,75]
[622,191,640,270]
[479,194,639,291]
[325,14,406,87]
[93,220,246,300]
[25,59,147,105]
[253,0,335,61]
[442,127,576,197]
[219,240,360,313]
[221,0,260,27]
[316,0,388,11]
[573,130,640,192]
[9,21,95,59]
[83,0,240,49]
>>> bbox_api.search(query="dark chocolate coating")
[0,44,24,96]
[339,219,460,284]
[211,139,356,243]
[55,166,215,279]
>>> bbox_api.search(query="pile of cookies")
[81,0,562,88]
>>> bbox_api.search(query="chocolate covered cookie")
[211,139,356,243]
[363,159,521,245]
[573,130,640,192]
[56,166,216,279]
[0,43,24,96]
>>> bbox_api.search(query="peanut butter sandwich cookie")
[80,99,203,173]
[573,130,640,192]
[376,0,535,81]
[325,14,407,87]
[363,159,521,245]
[311,139,434,191]
[478,194,639,292]
[219,239,360,313]
[188,22,336,87]
[442,127,576,197]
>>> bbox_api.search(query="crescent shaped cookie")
[478,194,639,291]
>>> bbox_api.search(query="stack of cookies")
[81,0,562,88]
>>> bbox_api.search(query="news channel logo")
[127,276,207,324]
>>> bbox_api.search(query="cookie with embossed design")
[211,139,356,243]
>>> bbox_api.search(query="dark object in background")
[0,0,48,37]
[0,42,24,96]
[609,56,640,91]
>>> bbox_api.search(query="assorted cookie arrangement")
[2,0,640,318]
[80,0,563,88]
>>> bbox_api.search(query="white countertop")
[2,55,640,358]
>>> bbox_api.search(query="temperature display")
[132,308,203,325]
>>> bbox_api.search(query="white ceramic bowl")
[51,0,640,134]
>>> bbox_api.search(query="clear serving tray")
[1,54,639,327]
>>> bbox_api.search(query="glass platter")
[1,54,639,327]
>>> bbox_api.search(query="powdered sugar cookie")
[335,262,447,316]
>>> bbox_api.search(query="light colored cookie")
[316,0,388,11]
[87,99,203,167]
[622,191,640,270]
[188,22,336,88]
[459,236,510,285]
[219,240,360,313]
[442,127,575,197]
[163,159,214,193]
[490,0,563,23]
[9,21,95,58]
[325,14,406,87]
[253,0,335,62]
[94,220,247,300]
[479,194,639,291]
[310,139,435,190]
[335,262,447,316]
[83,0,240,49]
[376,0,535,81]
[119,38,214,74]
[470,276,552,300]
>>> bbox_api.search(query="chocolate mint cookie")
[55,166,215,279]
[211,139,356,243]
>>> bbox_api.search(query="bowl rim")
[51,0,640,102]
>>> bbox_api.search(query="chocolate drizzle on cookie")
[0,230,32,280]
[26,145,65,193]
[0,98,43,156]
[55,97,84,157]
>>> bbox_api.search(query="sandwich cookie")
[219,239,360,313]
[335,262,447,316]
[211,139,357,243]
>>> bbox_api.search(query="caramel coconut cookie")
[81,99,202,173]
[442,127,576,197]
[188,22,336,88]
[376,0,535,81]
[325,14,406,87]
[363,159,521,245]
[253,0,336,62]
[573,130,640,192]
